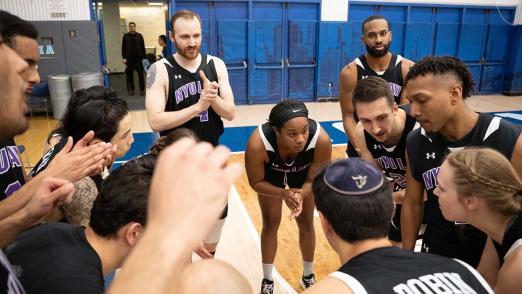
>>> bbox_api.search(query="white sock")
[262,263,274,281]
[303,261,313,277]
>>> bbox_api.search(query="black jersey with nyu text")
[261,119,320,189]
[364,105,416,192]
[161,54,224,146]
[406,113,521,266]
[0,138,26,200]
[331,246,493,294]
[364,105,417,242]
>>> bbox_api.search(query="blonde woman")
[435,147,522,293]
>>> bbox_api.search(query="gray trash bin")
[47,74,72,120]
[71,72,103,92]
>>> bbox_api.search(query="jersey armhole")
[505,238,522,260]
[329,271,368,294]
[258,125,274,152]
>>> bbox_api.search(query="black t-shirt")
[355,54,404,104]
[332,246,493,293]
[407,113,521,264]
[260,119,320,188]
[4,223,103,294]
[493,213,522,266]
[160,54,224,146]
[0,138,26,200]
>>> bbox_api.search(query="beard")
[175,43,200,60]
[366,42,390,58]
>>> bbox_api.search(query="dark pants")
[125,59,145,92]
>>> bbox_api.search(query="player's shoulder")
[341,60,357,75]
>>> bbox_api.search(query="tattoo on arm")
[62,177,98,227]
[146,63,157,89]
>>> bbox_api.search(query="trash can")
[71,72,103,92]
[47,74,72,120]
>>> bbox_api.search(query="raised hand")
[45,131,115,182]
[196,70,219,111]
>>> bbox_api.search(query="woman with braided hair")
[434,147,522,294]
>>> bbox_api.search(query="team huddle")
[0,8,521,294]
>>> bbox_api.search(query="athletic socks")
[262,263,274,281]
[303,261,314,277]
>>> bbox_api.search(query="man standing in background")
[122,22,145,96]
[158,34,167,59]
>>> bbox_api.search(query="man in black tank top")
[145,9,236,256]
[145,10,235,146]
[351,77,418,245]
[339,15,414,157]
[401,56,522,267]
[302,158,493,293]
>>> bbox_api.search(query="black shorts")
[421,222,486,267]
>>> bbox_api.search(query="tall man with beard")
[145,9,235,256]
[339,15,414,157]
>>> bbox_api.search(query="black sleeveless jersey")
[260,119,320,188]
[29,136,67,178]
[0,138,26,200]
[407,113,521,263]
[364,105,417,192]
[493,213,522,266]
[161,54,224,146]
[355,54,404,104]
[331,246,493,294]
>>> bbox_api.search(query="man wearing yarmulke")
[303,158,493,293]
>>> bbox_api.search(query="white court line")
[230,186,298,294]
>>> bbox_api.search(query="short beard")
[366,43,390,58]
[175,43,200,60]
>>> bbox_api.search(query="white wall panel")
[0,0,91,21]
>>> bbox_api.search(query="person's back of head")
[89,155,155,237]
[61,86,129,143]
[313,158,393,243]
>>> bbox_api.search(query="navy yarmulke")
[324,158,384,195]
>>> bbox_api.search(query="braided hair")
[445,147,522,216]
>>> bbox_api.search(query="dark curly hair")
[405,56,475,99]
